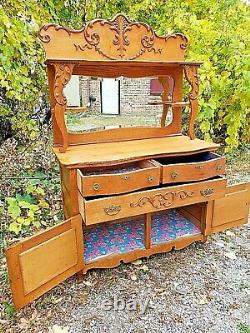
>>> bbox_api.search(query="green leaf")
[3,301,16,318]
[8,204,21,220]
[33,220,41,228]
[36,187,45,196]
[9,222,21,235]
[18,201,31,209]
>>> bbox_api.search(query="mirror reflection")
[64,76,174,133]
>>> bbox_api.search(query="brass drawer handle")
[148,176,154,182]
[216,165,223,171]
[93,183,101,191]
[200,188,214,197]
[104,205,121,216]
[171,172,178,179]
[121,175,130,180]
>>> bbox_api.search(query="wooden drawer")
[155,152,225,184]
[77,160,160,197]
[79,177,227,225]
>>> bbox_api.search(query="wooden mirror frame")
[39,14,201,152]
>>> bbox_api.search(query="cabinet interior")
[83,204,204,263]
[154,152,220,165]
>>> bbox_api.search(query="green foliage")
[238,323,250,333]
[0,0,64,142]
[0,0,249,150]
[123,0,250,151]
[3,301,16,318]
[6,183,49,234]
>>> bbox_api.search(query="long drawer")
[78,177,227,225]
[155,152,225,184]
[77,160,160,197]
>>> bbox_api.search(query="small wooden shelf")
[148,101,190,107]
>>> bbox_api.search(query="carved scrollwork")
[184,65,199,100]
[130,190,194,209]
[184,65,199,140]
[78,14,162,60]
[38,23,74,43]
[54,64,74,105]
[53,63,74,152]
[39,14,188,61]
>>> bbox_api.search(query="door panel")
[208,183,249,234]
[101,78,119,115]
[5,215,83,309]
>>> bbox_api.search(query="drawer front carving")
[77,160,160,197]
[157,152,226,184]
[79,177,226,225]
[130,190,194,209]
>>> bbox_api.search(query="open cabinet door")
[206,183,250,234]
[5,215,84,309]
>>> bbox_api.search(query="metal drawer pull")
[104,205,121,216]
[93,183,101,191]
[121,175,130,180]
[216,165,223,171]
[171,172,178,179]
[148,176,154,182]
[200,188,214,197]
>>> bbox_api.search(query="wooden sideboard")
[5,14,250,310]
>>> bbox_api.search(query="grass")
[66,113,161,132]
[238,323,250,333]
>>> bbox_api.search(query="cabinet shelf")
[148,101,190,107]
[83,208,201,263]
[84,217,145,263]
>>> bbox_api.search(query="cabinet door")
[5,215,84,309]
[207,183,250,234]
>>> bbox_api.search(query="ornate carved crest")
[38,14,188,62]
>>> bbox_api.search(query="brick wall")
[80,77,162,117]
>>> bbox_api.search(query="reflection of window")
[150,79,163,96]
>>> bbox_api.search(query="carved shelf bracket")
[130,190,194,209]
[53,63,74,153]
[184,65,199,140]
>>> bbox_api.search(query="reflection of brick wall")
[80,77,162,116]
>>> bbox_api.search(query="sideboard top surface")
[53,135,219,167]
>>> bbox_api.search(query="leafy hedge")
[1,0,249,151]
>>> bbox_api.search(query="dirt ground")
[0,136,249,333]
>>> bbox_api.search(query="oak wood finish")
[79,177,227,225]
[208,183,250,234]
[60,165,79,216]
[144,213,152,249]
[53,135,219,167]
[158,152,226,184]
[77,160,161,197]
[39,14,202,151]
[5,14,250,310]
[5,215,84,309]
[38,14,187,62]
[184,65,199,139]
